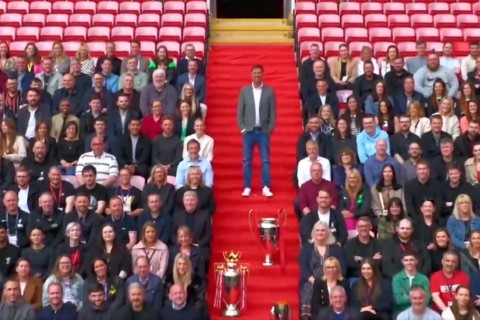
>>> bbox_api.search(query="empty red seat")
[450,3,471,15]
[9,41,29,56]
[365,14,387,28]
[440,28,463,42]
[299,41,323,59]
[383,3,404,15]
[35,41,53,55]
[361,2,382,15]
[184,13,206,28]
[324,41,344,57]
[186,1,207,14]
[318,14,341,28]
[69,14,92,27]
[297,27,320,42]
[0,26,16,41]
[405,3,427,15]
[183,26,205,42]
[341,14,363,28]
[369,27,391,42]
[387,14,410,28]
[97,1,118,14]
[63,26,87,41]
[119,2,140,14]
[87,26,110,41]
[46,14,68,27]
[392,27,416,42]
[453,42,470,56]
[52,1,74,14]
[159,41,180,58]
[411,14,433,28]
[111,26,134,41]
[158,26,182,42]
[62,42,81,56]
[30,2,52,14]
[349,41,371,56]
[138,13,161,27]
[473,3,480,15]
[23,13,45,27]
[139,41,155,57]
[294,2,315,15]
[428,3,449,15]
[397,42,417,56]
[75,1,96,14]
[7,1,29,14]
[181,41,204,59]
[87,41,106,57]
[113,41,131,57]
[163,1,184,14]
[16,27,40,41]
[464,29,480,42]
[92,13,114,27]
[456,14,479,28]
[434,14,456,28]
[135,26,158,42]
[0,2,5,14]
[0,13,22,27]
[416,27,440,41]
[116,14,137,27]
[345,28,368,42]
[321,27,344,42]
[316,2,338,15]
[161,13,183,27]
[295,14,317,29]
[141,1,162,14]
[40,26,63,41]
[373,42,395,58]
[339,2,360,15]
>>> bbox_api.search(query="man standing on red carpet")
[237,65,277,197]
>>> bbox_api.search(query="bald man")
[160,284,202,320]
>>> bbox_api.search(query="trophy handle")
[248,209,258,234]
[277,209,287,228]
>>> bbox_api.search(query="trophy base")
[223,307,240,317]
[262,255,274,266]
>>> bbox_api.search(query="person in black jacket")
[0,191,30,248]
[0,148,15,194]
[79,282,114,320]
[37,282,78,320]
[420,114,452,159]
[28,192,63,248]
[316,286,360,320]
[0,223,20,278]
[161,284,209,320]
[118,282,160,320]
[116,118,151,178]
[296,116,331,163]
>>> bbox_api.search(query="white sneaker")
[242,188,251,197]
[262,186,273,197]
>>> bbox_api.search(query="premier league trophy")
[248,209,287,266]
[270,301,292,320]
[213,251,249,317]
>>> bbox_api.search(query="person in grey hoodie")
[78,283,113,320]
[414,51,459,99]
[0,279,34,320]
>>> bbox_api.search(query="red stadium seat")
[46,14,69,27]
[0,13,22,27]
[40,26,64,41]
[428,3,449,15]
[183,26,205,42]
[0,27,16,41]
[141,1,162,14]
[383,3,405,15]
[338,2,360,15]
[316,2,338,15]
[23,14,45,27]
[341,14,363,28]
[415,27,440,41]
[345,28,368,42]
[139,41,155,57]
[111,26,134,41]
[0,2,5,14]
[405,3,427,15]
[361,2,382,15]
[450,3,471,15]
[440,28,463,42]
[387,14,410,28]
[473,3,480,15]
[181,41,204,59]
[97,1,118,14]
[297,27,320,42]
[299,41,323,59]
[349,41,372,56]
[87,41,106,57]
[294,2,315,15]
[296,14,317,29]
[116,14,138,27]
[63,26,87,41]
[87,26,110,41]
[464,29,480,42]
[7,1,29,14]
[428,42,444,53]
[392,27,416,42]
[138,13,161,28]
[75,1,96,14]
[92,13,114,27]
[163,1,184,14]
[113,41,131,57]
[119,2,141,14]
[453,42,470,56]
[373,42,395,58]
[410,14,433,28]
[433,14,456,28]
[320,27,344,42]
[186,1,207,14]
[397,42,417,56]
[158,26,182,42]
[16,27,40,41]
[62,42,80,56]
[52,1,74,14]
[369,27,391,42]
[318,14,341,28]
[456,14,479,29]
[158,41,180,58]
[69,14,92,27]
[135,26,158,42]
[184,13,206,28]
[35,41,53,56]
[161,13,183,27]
[324,41,344,57]
[9,41,29,56]
[365,14,387,28]
[30,2,52,14]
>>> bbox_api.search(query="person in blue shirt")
[175,139,213,189]
[356,114,390,163]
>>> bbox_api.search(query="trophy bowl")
[258,218,280,266]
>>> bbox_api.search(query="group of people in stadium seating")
[0,40,214,320]
[296,41,480,320]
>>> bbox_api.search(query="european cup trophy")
[213,251,249,317]
[271,301,292,319]
[248,209,287,266]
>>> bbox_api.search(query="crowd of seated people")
[297,40,480,320]
[0,40,215,320]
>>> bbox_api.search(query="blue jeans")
[242,129,271,188]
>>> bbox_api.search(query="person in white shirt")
[441,285,480,320]
[297,140,330,187]
[396,285,441,320]
[357,46,380,76]
[182,118,214,161]
[461,42,479,81]
[440,42,460,75]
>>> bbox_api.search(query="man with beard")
[4,77,21,115]
[118,283,159,320]
[0,224,20,278]
[0,280,34,320]
[384,56,412,94]
[39,167,75,213]
[75,165,109,215]
[16,88,51,139]
[454,119,480,158]
[78,283,113,320]
[139,69,177,117]
[19,141,50,181]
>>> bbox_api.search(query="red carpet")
[206,44,301,319]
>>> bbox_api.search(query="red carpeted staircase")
[206,44,301,319]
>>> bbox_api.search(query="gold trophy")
[213,251,250,317]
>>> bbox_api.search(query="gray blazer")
[121,55,150,74]
[237,84,276,133]
[35,72,63,97]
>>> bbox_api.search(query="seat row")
[0,12,206,28]
[296,1,480,15]
[0,0,207,15]
[296,13,480,29]
[296,0,478,3]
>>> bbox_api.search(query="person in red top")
[141,99,163,140]
[430,250,469,312]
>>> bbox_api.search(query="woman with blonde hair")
[50,41,70,74]
[142,164,175,214]
[317,105,335,136]
[459,230,480,278]
[174,100,195,142]
[408,101,431,137]
[180,82,207,119]
[447,194,480,250]
[75,43,95,76]
[131,222,169,279]
[168,226,205,278]
[1,118,27,168]
[175,166,215,215]
[433,97,460,139]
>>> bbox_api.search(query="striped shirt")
[75,151,118,184]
